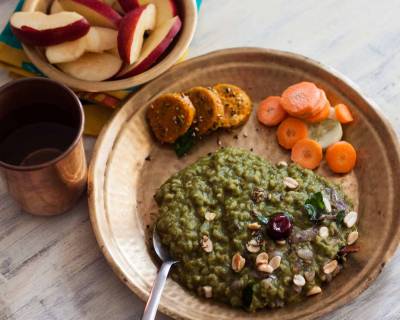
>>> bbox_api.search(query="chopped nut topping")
[256,252,269,265]
[344,211,358,228]
[347,231,359,245]
[283,177,299,189]
[200,235,213,253]
[231,252,246,272]
[246,239,261,253]
[269,256,282,270]
[247,222,261,230]
[205,212,216,221]
[257,263,274,273]
[202,286,213,298]
[293,274,306,287]
[304,270,315,282]
[322,195,332,213]
[276,240,286,245]
[323,259,338,274]
[251,187,266,203]
[296,248,313,260]
[307,286,322,296]
[319,226,329,238]
[277,160,288,167]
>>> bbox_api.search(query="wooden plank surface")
[0,1,399,319]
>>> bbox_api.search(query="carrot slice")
[326,141,357,173]
[276,117,308,149]
[291,138,323,170]
[335,104,354,124]
[257,96,287,126]
[281,82,321,118]
[307,90,329,117]
[306,100,330,123]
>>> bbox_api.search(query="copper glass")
[0,78,87,215]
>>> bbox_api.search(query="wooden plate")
[88,48,400,320]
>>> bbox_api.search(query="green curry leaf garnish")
[283,211,294,221]
[305,192,325,211]
[336,210,346,224]
[251,210,269,225]
[304,192,326,222]
[174,129,196,158]
[304,203,319,221]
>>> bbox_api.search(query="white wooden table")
[1,1,399,319]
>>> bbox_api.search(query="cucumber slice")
[309,119,343,149]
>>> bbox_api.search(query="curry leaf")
[283,211,294,221]
[303,192,326,222]
[174,129,196,157]
[256,214,269,225]
[304,203,319,221]
[251,210,269,225]
[336,210,346,224]
[305,192,325,211]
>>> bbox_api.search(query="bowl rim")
[21,0,198,92]
[88,47,400,320]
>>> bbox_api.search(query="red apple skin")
[117,6,147,63]
[65,0,122,28]
[118,0,178,16]
[118,0,139,12]
[164,0,178,17]
[117,16,181,78]
[11,19,90,46]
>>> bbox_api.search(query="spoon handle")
[141,261,175,320]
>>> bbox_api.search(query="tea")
[0,103,79,166]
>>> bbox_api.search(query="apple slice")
[46,36,87,63]
[45,26,117,63]
[116,15,181,78]
[50,0,64,13]
[146,0,177,26]
[120,0,177,25]
[59,0,122,29]
[118,0,177,25]
[86,27,117,52]
[10,12,90,46]
[107,46,120,56]
[112,1,125,14]
[117,0,137,12]
[117,4,156,64]
[58,52,122,81]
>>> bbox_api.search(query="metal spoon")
[141,229,177,320]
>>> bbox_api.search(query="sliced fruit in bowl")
[57,52,122,81]
[117,15,182,78]
[59,0,122,29]
[117,4,156,64]
[86,26,118,51]
[117,0,137,12]
[45,36,87,63]
[10,11,90,46]
[119,0,177,26]
[45,26,117,63]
